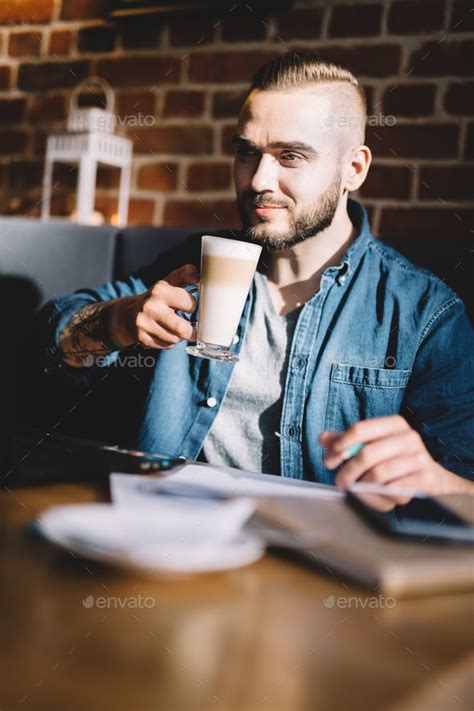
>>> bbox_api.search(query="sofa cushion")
[0,218,117,307]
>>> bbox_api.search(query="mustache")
[242,192,289,209]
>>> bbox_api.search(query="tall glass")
[185,235,262,363]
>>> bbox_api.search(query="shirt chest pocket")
[324,363,412,432]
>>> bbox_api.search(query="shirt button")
[286,425,296,438]
[293,356,305,370]
[206,397,218,408]
[232,335,239,344]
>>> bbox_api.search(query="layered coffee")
[186,235,262,361]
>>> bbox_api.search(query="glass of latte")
[185,235,262,362]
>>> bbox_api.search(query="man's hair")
[250,50,367,141]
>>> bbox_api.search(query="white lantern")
[41,77,132,227]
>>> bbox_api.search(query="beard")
[237,175,342,252]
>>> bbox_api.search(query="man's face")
[233,87,345,251]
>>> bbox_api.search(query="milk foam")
[201,235,261,261]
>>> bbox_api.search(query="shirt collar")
[342,198,373,272]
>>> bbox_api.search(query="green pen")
[344,442,364,459]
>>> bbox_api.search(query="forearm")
[58,297,138,368]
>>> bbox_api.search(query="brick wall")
[0,0,472,239]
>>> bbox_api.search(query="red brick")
[366,124,459,158]
[128,198,155,225]
[212,90,247,118]
[163,199,239,228]
[362,85,374,115]
[60,0,105,21]
[18,61,89,91]
[49,30,73,56]
[189,51,279,83]
[275,9,323,40]
[464,122,474,159]
[388,1,445,34]
[444,82,474,114]
[359,164,412,199]
[382,84,436,116]
[329,4,382,38]
[299,44,401,78]
[168,13,217,46]
[222,9,268,42]
[94,195,155,225]
[132,126,213,155]
[0,66,10,90]
[186,162,231,191]
[221,123,237,155]
[0,97,26,123]
[137,163,178,191]
[0,129,27,155]
[117,92,155,122]
[451,1,474,32]
[380,207,474,239]
[419,165,474,200]
[119,15,164,49]
[77,25,116,53]
[8,31,42,57]
[97,56,180,87]
[28,94,66,124]
[163,90,205,118]
[31,130,48,156]
[0,0,54,24]
[408,40,474,76]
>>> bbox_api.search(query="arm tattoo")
[59,301,120,366]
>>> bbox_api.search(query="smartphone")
[347,490,474,545]
[9,431,184,487]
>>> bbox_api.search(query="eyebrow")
[232,135,318,158]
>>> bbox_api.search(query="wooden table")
[1,483,472,711]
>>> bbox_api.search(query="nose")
[250,154,279,193]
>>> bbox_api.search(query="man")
[43,51,474,493]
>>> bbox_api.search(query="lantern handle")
[70,77,115,114]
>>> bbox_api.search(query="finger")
[380,472,430,496]
[158,305,198,341]
[137,313,181,347]
[319,431,342,447]
[325,428,423,471]
[149,282,198,314]
[325,415,411,462]
[335,447,424,491]
[163,263,200,288]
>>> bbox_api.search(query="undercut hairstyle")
[249,50,367,144]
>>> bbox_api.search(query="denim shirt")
[42,200,474,483]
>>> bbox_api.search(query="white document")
[111,462,342,507]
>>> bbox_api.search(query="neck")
[264,198,356,289]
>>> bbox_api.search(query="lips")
[249,202,286,216]
[250,202,286,209]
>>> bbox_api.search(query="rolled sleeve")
[38,274,149,385]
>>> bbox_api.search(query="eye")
[280,152,303,163]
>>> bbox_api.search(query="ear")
[342,145,372,193]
